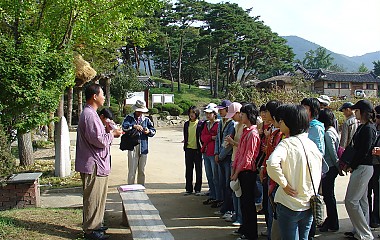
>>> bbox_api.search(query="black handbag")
[340,145,356,165]
[120,128,140,151]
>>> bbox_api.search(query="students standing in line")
[368,105,380,228]
[231,103,261,240]
[225,102,244,226]
[201,103,221,205]
[214,100,234,214]
[317,108,341,232]
[183,106,204,195]
[338,102,358,148]
[267,104,323,240]
[344,100,376,240]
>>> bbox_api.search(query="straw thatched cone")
[74,54,97,86]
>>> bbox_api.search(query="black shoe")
[319,225,338,232]
[344,232,355,237]
[370,222,380,228]
[84,231,110,240]
[211,200,223,208]
[97,226,108,232]
[203,198,215,205]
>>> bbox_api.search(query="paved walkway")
[41,127,380,239]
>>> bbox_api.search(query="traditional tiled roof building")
[259,64,380,97]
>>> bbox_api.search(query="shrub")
[32,140,54,149]
[159,111,170,120]
[116,116,124,125]
[161,103,183,116]
[123,105,133,115]
[148,108,159,114]
[0,125,16,183]
[177,100,195,115]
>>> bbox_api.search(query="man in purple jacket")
[75,84,122,240]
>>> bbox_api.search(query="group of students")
[182,96,380,240]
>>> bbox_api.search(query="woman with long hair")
[344,100,376,240]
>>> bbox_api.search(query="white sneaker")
[232,221,241,226]
[214,210,223,215]
[222,211,233,219]
[225,216,233,222]
[255,203,263,212]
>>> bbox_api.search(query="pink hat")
[225,102,242,119]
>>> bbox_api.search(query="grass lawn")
[0,208,83,240]
[150,77,219,106]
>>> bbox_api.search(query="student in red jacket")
[200,103,221,204]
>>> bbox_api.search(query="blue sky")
[205,0,380,57]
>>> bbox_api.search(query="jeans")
[203,154,221,200]
[321,166,339,229]
[277,203,313,240]
[184,148,202,193]
[218,156,233,213]
[368,164,380,225]
[239,170,258,239]
[267,178,278,240]
[255,177,263,204]
[232,185,243,224]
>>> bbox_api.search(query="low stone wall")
[0,173,42,211]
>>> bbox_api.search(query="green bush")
[0,125,16,183]
[177,100,195,115]
[32,140,54,149]
[159,111,170,120]
[148,108,159,114]
[161,103,183,116]
[123,105,133,115]
[116,116,124,125]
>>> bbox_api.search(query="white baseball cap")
[230,179,242,197]
[204,103,218,113]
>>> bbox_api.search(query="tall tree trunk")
[58,7,75,49]
[78,86,83,117]
[57,94,64,118]
[209,45,213,96]
[67,87,73,128]
[231,58,236,83]
[147,54,153,76]
[48,112,54,141]
[167,43,174,92]
[177,35,183,93]
[133,46,140,75]
[142,57,148,75]
[18,132,34,166]
[214,48,219,98]
[105,78,111,107]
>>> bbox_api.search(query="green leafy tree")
[373,60,380,76]
[201,2,294,96]
[0,0,162,165]
[328,64,346,72]
[0,34,73,165]
[358,63,369,73]
[302,47,334,69]
[110,65,144,116]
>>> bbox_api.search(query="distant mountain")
[282,36,380,72]
[351,51,380,69]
